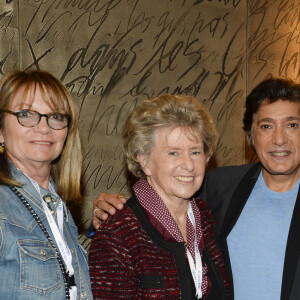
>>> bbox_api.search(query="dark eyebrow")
[257,116,300,125]
[286,116,300,121]
[256,118,274,124]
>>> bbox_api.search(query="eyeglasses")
[4,109,71,130]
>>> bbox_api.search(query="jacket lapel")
[220,162,300,300]
[220,163,261,240]
[219,163,261,299]
[281,187,300,300]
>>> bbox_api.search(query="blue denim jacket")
[0,163,93,299]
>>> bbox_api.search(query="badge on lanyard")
[27,176,78,299]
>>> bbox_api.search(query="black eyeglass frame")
[3,109,71,130]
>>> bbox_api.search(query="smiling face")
[252,99,300,189]
[138,126,206,205]
[0,85,68,175]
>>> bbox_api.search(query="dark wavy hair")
[243,78,300,148]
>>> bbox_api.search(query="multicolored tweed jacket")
[89,195,230,299]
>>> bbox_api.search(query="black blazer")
[199,163,300,300]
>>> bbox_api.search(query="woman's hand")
[92,193,127,229]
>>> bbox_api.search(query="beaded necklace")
[9,185,73,300]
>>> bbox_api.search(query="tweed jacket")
[89,195,229,299]
[199,162,300,300]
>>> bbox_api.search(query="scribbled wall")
[0,0,299,246]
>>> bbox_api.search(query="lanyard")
[27,176,77,299]
[187,204,203,299]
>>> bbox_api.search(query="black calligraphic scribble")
[0,0,298,248]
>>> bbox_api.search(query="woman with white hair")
[89,94,229,299]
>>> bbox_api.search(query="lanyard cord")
[187,204,203,299]
[9,185,71,300]
[28,177,75,279]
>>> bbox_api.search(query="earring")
[0,143,4,154]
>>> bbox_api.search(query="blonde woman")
[0,70,92,299]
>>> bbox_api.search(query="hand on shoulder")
[92,192,127,229]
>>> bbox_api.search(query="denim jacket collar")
[8,160,69,223]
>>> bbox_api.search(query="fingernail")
[109,208,116,214]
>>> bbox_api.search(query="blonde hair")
[123,94,218,177]
[0,70,82,203]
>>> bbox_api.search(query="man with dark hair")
[200,78,300,300]
[92,78,300,300]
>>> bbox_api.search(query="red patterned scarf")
[133,178,210,298]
